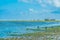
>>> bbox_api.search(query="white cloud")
[37,0,42,3]
[37,0,54,7]
[28,7,54,14]
[29,8,34,12]
[37,0,60,7]
[53,0,60,7]
[29,8,39,14]
[46,0,53,5]
[18,0,29,3]
[18,0,34,3]
[18,0,60,7]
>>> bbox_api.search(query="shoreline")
[0,20,60,22]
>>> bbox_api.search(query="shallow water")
[0,21,60,38]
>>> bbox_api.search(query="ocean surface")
[0,21,60,38]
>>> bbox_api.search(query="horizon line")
[0,20,60,22]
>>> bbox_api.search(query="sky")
[0,0,60,20]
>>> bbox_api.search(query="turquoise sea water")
[0,21,60,38]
